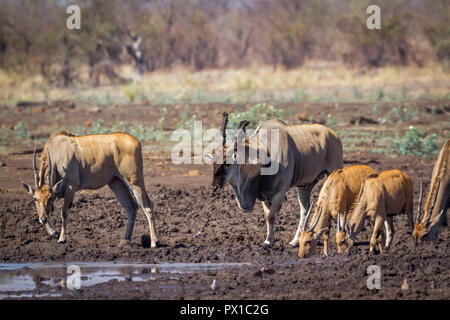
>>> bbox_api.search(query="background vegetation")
[0,0,449,87]
[0,0,448,158]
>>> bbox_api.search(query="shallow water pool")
[0,261,251,299]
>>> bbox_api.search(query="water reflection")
[0,262,250,299]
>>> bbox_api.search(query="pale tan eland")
[21,131,159,247]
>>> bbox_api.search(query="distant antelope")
[21,131,159,247]
[204,113,343,247]
[345,169,414,253]
[414,138,449,244]
[298,165,377,258]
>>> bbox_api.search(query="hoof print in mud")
[253,267,275,277]
[119,239,132,247]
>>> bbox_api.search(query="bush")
[390,126,440,157]
[0,129,10,142]
[14,121,30,139]
[341,11,418,67]
[424,23,450,71]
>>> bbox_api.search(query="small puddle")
[0,262,251,299]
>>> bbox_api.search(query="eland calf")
[345,169,414,253]
[298,165,377,258]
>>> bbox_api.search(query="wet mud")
[0,151,448,299]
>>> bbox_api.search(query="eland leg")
[108,178,138,240]
[262,202,272,246]
[370,216,385,253]
[289,184,314,247]
[58,191,75,244]
[323,230,330,257]
[130,184,159,247]
[384,216,395,249]
[263,192,285,246]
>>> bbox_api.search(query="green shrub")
[0,129,10,142]
[123,84,146,103]
[390,126,439,157]
[428,105,438,116]
[89,119,107,134]
[326,113,339,133]
[71,119,164,142]
[227,103,285,130]
[352,86,363,100]
[290,86,308,102]
[14,121,30,139]
[375,86,384,101]
[372,104,380,114]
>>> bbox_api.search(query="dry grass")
[0,62,449,104]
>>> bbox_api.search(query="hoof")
[288,240,299,248]
[57,239,66,244]
[49,231,58,238]
[263,240,274,246]
[150,241,159,248]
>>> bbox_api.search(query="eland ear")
[52,179,64,194]
[203,153,214,164]
[22,182,34,195]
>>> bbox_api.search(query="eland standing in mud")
[204,113,343,247]
[414,138,449,244]
[21,131,159,247]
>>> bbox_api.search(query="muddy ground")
[0,101,449,299]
